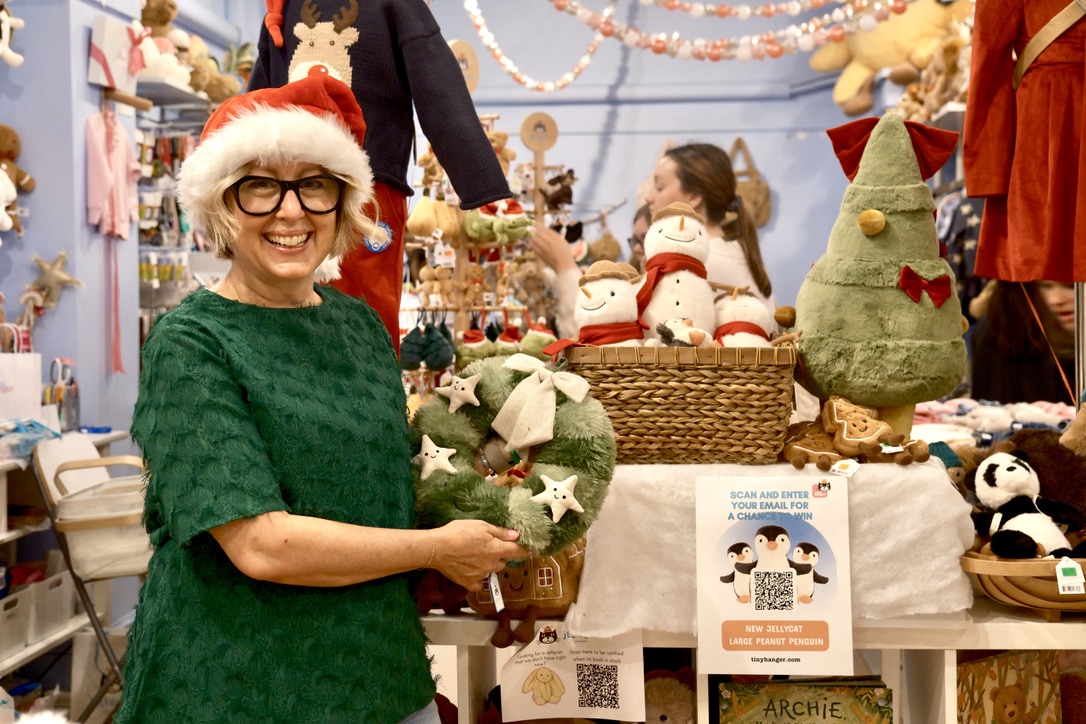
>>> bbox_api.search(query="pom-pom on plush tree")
[794,112,965,435]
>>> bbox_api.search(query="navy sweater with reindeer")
[250,0,511,208]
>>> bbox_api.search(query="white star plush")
[435,373,482,413]
[530,474,584,524]
[414,434,457,481]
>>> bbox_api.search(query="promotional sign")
[500,624,644,722]
[696,475,853,676]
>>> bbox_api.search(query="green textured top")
[116,287,434,723]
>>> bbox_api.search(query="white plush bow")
[490,353,590,451]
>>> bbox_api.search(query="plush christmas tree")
[794,112,964,434]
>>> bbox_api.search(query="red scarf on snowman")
[635,253,709,315]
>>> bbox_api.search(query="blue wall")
[0,0,860,431]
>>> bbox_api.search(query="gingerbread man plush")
[0,124,34,238]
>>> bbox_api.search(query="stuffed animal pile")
[792,112,966,436]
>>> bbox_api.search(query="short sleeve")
[132,317,288,546]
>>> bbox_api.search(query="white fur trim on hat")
[178,104,372,232]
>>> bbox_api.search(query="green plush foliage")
[410,355,616,555]
[794,112,966,407]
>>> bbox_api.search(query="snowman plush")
[635,202,716,341]
[573,260,644,346]
[713,288,775,347]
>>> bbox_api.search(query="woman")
[645,143,776,308]
[970,280,1076,405]
[116,75,528,723]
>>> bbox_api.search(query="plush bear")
[969,451,1086,559]
[921,34,968,121]
[0,3,26,68]
[433,266,459,308]
[189,56,240,104]
[0,124,33,238]
[989,684,1039,724]
[459,262,487,309]
[780,416,846,471]
[486,129,516,178]
[807,0,973,116]
[416,145,444,189]
[140,0,178,38]
[415,265,440,308]
[820,395,904,458]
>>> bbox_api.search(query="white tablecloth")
[566,460,975,638]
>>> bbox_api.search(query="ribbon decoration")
[898,265,953,308]
[490,353,590,452]
[88,42,116,88]
[127,25,151,76]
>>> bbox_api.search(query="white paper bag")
[0,324,40,423]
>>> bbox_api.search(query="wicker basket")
[960,549,1086,620]
[562,344,796,465]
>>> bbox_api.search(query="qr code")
[576,663,619,709]
[753,570,795,611]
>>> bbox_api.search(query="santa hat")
[496,326,522,351]
[178,73,373,235]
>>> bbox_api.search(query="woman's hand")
[530,226,578,274]
[432,520,532,591]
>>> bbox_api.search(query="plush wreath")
[410,353,616,555]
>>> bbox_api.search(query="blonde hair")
[195,159,380,260]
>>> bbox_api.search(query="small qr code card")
[499,625,645,722]
[696,474,854,676]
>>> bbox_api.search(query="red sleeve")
[963,0,1022,197]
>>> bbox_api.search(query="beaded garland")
[463,0,918,91]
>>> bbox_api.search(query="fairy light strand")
[463,0,617,91]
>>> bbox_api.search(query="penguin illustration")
[792,542,830,604]
[752,526,793,571]
[719,542,755,603]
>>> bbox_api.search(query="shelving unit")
[423,596,1086,724]
[0,432,129,681]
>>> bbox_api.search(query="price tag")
[830,459,860,478]
[1057,557,1084,595]
[880,443,905,454]
[488,572,505,612]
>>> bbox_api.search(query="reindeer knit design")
[251,0,509,206]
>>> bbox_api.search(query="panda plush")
[969,451,1086,559]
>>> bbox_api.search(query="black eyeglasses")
[229,175,345,216]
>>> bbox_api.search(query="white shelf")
[0,613,90,678]
[0,520,50,546]
[135,78,209,108]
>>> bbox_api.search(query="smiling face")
[573,276,639,328]
[225,160,338,304]
[643,211,710,263]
